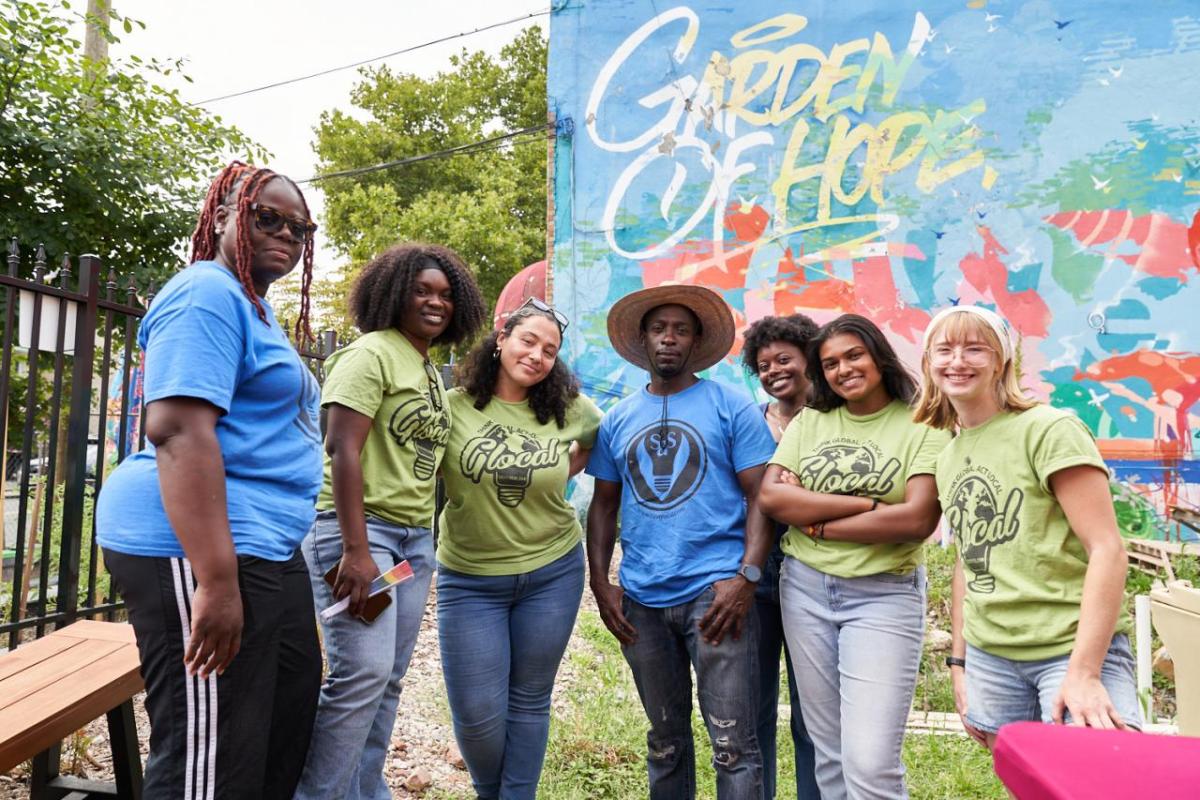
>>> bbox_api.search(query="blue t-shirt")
[586,379,775,607]
[97,261,323,561]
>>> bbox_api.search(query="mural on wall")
[547,0,1200,537]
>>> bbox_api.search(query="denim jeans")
[621,586,763,800]
[965,634,1142,733]
[779,557,925,800]
[294,512,435,800]
[755,545,820,799]
[437,544,585,800]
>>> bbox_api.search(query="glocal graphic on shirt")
[944,463,1024,594]
[459,423,562,508]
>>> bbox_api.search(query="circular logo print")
[624,420,708,511]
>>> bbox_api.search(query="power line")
[297,123,553,184]
[191,9,551,106]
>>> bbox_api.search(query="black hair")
[348,242,486,345]
[740,313,819,373]
[806,314,917,412]
[639,303,702,334]
[456,306,580,428]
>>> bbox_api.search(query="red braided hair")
[189,161,316,344]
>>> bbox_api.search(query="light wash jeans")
[437,545,585,800]
[294,512,435,800]
[780,556,926,800]
[621,585,763,800]
[965,634,1142,733]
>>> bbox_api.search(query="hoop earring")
[493,348,500,360]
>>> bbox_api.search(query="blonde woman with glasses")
[914,305,1139,754]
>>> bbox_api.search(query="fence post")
[56,254,100,624]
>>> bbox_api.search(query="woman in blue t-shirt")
[97,162,324,799]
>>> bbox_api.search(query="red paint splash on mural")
[959,227,1051,337]
[1078,351,1200,445]
[1044,209,1197,282]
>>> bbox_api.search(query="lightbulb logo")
[625,420,707,511]
[943,474,1023,593]
[389,397,451,481]
[460,423,561,507]
[795,444,900,497]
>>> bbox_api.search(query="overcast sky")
[96,1,549,272]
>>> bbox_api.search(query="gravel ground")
[1,577,595,800]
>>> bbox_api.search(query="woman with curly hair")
[740,313,820,800]
[437,299,601,800]
[97,161,322,798]
[295,243,486,800]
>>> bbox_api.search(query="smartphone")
[323,562,392,624]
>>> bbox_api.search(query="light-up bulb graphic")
[495,433,541,507]
[646,429,680,495]
[410,436,437,481]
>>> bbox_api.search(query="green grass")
[521,606,1005,799]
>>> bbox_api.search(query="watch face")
[740,564,761,582]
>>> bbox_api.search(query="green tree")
[0,0,264,286]
[313,25,548,321]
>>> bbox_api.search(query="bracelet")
[945,656,966,669]
[805,521,826,540]
[870,497,879,511]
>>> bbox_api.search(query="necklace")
[766,403,797,441]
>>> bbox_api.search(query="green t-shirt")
[315,329,450,528]
[770,399,950,577]
[437,389,603,575]
[937,404,1132,660]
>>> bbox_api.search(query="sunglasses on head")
[247,203,317,241]
[519,297,569,332]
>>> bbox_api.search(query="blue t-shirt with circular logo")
[586,379,775,607]
[97,261,323,562]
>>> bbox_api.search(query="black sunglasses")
[519,297,569,332]
[248,203,317,240]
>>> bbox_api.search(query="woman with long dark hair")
[295,242,486,799]
[97,161,322,799]
[437,299,601,800]
[758,314,949,800]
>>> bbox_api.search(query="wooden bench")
[0,620,144,799]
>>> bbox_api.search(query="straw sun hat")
[606,284,735,373]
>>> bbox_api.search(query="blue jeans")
[780,557,925,800]
[621,586,763,800]
[295,513,435,800]
[437,544,585,800]
[755,546,820,799]
[965,634,1142,733]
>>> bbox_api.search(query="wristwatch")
[945,656,966,669]
[737,564,762,583]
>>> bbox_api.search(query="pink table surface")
[993,721,1200,799]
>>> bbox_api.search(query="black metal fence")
[0,240,336,650]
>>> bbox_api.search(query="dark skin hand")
[147,398,242,679]
[697,464,771,645]
[586,478,636,644]
[766,466,943,543]
[325,404,380,618]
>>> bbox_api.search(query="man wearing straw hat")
[586,284,774,799]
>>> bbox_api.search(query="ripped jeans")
[621,586,763,800]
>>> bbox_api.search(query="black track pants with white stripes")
[104,548,321,800]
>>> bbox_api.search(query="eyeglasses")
[519,297,569,332]
[247,203,317,241]
[929,344,995,366]
[422,360,444,413]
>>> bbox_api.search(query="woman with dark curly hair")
[295,243,486,800]
[740,313,820,800]
[436,299,601,800]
